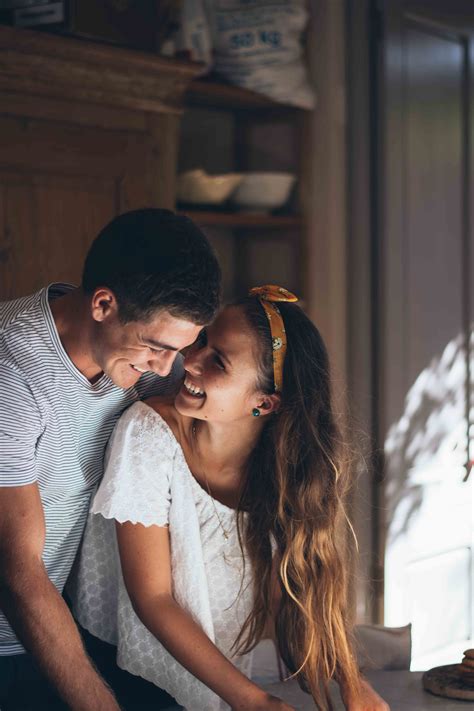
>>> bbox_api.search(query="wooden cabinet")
[0,24,311,304]
[0,25,199,300]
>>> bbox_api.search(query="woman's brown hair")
[233,297,361,710]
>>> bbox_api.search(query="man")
[0,208,220,710]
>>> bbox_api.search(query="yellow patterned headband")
[248,285,299,393]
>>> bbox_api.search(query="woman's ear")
[257,393,281,417]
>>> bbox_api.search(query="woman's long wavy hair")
[233,297,361,710]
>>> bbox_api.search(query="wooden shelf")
[185,77,304,112]
[180,210,302,230]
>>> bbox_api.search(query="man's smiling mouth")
[131,364,148,374]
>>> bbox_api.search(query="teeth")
[184,378,205,396]
[132,365,147,373]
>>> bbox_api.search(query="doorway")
[375,0,474,669]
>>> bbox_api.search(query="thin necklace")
[191,421,230,541]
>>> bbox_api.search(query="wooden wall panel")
[0,173,116,297]
[0,25,200,301]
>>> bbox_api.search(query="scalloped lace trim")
[92,510,169,528]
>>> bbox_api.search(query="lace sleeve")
[91,402,176,527]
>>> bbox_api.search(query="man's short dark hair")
[82,209,221,325]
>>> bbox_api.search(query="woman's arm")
[116,520,294,711]
[340,676,390,711]
[267,557,389,711]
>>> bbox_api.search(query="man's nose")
[149,350,177,377]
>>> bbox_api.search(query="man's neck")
[49,289,103,382]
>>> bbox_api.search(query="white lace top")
[70,401,254,711]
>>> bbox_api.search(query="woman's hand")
[232,692,295,711]
[343,676,390,711]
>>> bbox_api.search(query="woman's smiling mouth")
[183,378,205,398]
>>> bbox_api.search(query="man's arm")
[0,483,120,711]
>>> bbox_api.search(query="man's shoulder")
[0,289,44,333]
[0,288,50,382]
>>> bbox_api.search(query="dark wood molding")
[180,210,302,230]
[0,25,201,115]
[186,77,305,112]
[345,0,379,623]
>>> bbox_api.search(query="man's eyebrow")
[143,338,178,352]
[213,345,232,366]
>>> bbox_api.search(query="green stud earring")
[252,408,260,417]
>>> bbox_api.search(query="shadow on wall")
[382,334,473,667]
[384,333,468,545]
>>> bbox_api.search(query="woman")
[71,286,388,711]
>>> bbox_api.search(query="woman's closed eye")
[213,354,225,371]
[197,330,225,370]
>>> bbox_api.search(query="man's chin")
[107,365,142,390]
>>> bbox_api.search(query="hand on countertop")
[232,692,296,711]
[343,677,391,711]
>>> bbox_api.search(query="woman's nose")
[183,346,204,376]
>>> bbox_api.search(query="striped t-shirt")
[0,283,183,655]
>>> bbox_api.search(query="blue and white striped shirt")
[0,283,182,655]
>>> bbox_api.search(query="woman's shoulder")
[142,396,191,446]
[143,395,176,424]
[113,399,179,453]
[93,399,177,525]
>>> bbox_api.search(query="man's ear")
[90,287,118,323]
[257,393,281,417]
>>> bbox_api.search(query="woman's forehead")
[208,306,255,355]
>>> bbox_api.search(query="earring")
[252,408,260,417]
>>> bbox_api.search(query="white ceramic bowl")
[177,169,243,205]
[231,172,296,212]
